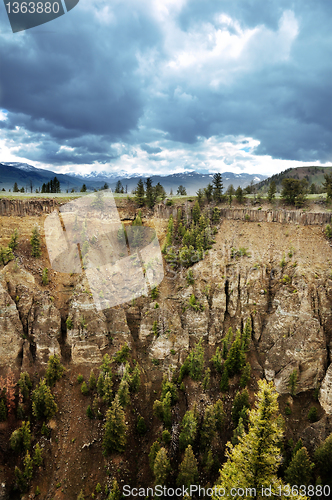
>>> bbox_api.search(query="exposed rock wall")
[155,203,332,226]
[0,198,58,216]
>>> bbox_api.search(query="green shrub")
[66,317,73,330]
[113,343,130,363]
[42,268,48,285]
[162,429,171,444]
[77,374,84,384]
[81,382,89,396]
[325,224,332,239]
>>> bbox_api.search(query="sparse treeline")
[134,177,166,207]
[41,177,61,193]
[162,201,219,269]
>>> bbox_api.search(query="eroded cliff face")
[1,216,332,400]
[1,210,332,498]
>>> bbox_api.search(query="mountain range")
[0,162,267,195]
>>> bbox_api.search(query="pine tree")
[30,226,41,258]
[240,362,251,388]
[108,479,121,500]
[17,372,32,401]
[149,441,161,471]
[136,415,147,435]
[214,399,225,432]
[153,447,170,486]
[32,379,58,420]
[212,173,223,202]
[220,367,229,392]
[288,369,298,396]
[242,318,252,352]
[177,445,198,488]
[130,364,141,392]
[267,181,277,202]
[135,179,145,207]
[102,373,113,405]
[212,380,306,500]
[23,450,33,480]
[81,381,89,396]
[204,183,213,203]
[314,433,332,487]
[188,338,204,381]
[211,346,223,373]
[33,443,43,467]
[224,331,245,377]
[201,405,216,448]
[13,182,19,192]
[97,373,104,396]
[103,395,127,454]
[192,201,201,224]
[285,447,313,486]
[145,177,155,208]
[86,405,94,419]
[10,421,31,453]
[45,354,65,387]
[115,180,123,193]
[8,228,19,251]
[117,379,130,407]
[231,389,250,426]
[179,409,198,450]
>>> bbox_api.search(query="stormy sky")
[0,0,331,177]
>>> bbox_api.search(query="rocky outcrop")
[0,279,23,369]
[319,365,332,414]
[0,198,58,216]
[155,203,332,226]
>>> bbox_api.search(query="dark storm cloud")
[0,0,331,169]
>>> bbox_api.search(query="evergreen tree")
[0,246,14,266]
[32,379,58,420]
[117,379,130,407]
[103,395,127,454]
[86,405,94,419]
[240,362,251,388]
[161,375,178,404]
[196,188,204,207]
[226,184,235,206]
[145,177,155,208]
[267,181,277,202]
[211,346,223,373]
[10,421,31,453]
[80,184,87,192]
[179,409,198,450]
[8,228,19,251]
[33,443,43,467]
[201,405,216,448]
[149,441,161,471]
[177,185,187,196]
[204,183,213,203]
[136,414,147,435]
[212,173,223,202]
[192,201,201,224]
[323,173,332,201]
[108,479,121,500]
[23,450,33,480]
[45,354,65,387]
[115,180,123,193]
[220,367,229,392]
[30,226,41,258]
[231,389,250,426]
[235,186,244,204]
[100,353,112,374]
[81,381,89,396]
[285,447,313,486]
[242,318,252,351]
[231,416,245,446]
[177,445,198,488]
[288,369,298,396]
[103,373,113,406]
[135,179,145,207]
[212,380,306,500]
[153,447,170,486]
[129,363,141,393]
[188,338,204,381]
[97,373,104,396]
[224,331,245,377]
[13,182,19,192]
[18,372,32,401]
[314,432,332,487]
[214,399,225,432]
